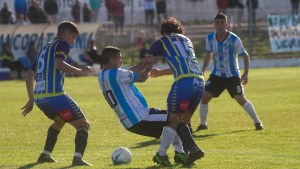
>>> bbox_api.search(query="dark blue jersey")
[31,39,70,98]
[149,33,203,81]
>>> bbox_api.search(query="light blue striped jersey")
[98,68,149,129]
[206,31,248,77]
[149,33,203,81]
[31,39,70,98]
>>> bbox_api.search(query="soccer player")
[98,46,188,167]
[21,21,93,166]
[196,13,263,131]
[148,17,205,166]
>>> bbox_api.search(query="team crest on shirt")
[128,72,133,80]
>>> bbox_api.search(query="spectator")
[136,29,149,59]
[216,0,228,14]
[15,14,29,25]
[156,0,167,25]
[28,0,49,24]
[44,0,58,23]
[291,0,300,14]
[27,41,37,65]
[246,0,258,28]
[144,0,155,26]
[83,3,92,22]
[89,0,101,22]
[112,0,125,36]
[0,43,24,79]
[0,2,14,24]
[227,0,238,28]
[236,0,244,28]
[105,0,116,21]
[72,0,81,23]
[14,0,27,23]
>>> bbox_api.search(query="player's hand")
[21,99,34,117]
[81,66,92,75]
[241,72,248,85]
[149,68,161,78]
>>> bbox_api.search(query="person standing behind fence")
[105,0,116,21]
[72,0,81,23]
[236,0,244,28]
[196,13,263,132]
[44,0,58,24]
[291,0,300,14]
[89,0,101,22]
[246,0,258,28]
[216,0,228,14]
[112,0,125,36]
[0,2,14,24]
[28,0,49,24]
[227,0,238,28]
[156,0,167,24]
[14,0,27,24]
[83,2,92,22]
[144,0,155,26]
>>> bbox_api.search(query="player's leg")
[197,91,213,130]
[69,117,92,166]
[228,76,263,130]
[150,109,178,167]
[53,94,92,166]
[35,97,65,163]
[234,95,263,130]
[168,78,204,166]
[37,115,65,163]
[197,75,225,131]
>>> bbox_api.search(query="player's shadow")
[18,162,39,169]
[18,163,74,169]
[130,138,161,149]
[193,129,251,139]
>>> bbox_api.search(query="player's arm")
[149,68,172,78]
[241,54,250,85]
[55,58,92,75]
[202,53,213,75]
[135,62,153,82]
[21,69,36,117]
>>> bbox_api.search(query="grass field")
[0,67,299,169]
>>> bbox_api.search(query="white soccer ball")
[111,147,132,165]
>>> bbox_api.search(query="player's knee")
[168,113,179,126]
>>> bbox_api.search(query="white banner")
[0,23,101,63]
[267,15,300,53]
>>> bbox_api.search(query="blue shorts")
[167,77,204,114]
[34,93,85,122]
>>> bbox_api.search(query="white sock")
[158,126,177,156]
[200,103,208,126]
[74,152,82,158]
[42,150,51,155]
[173,134,185,153]
[243,100,261,124]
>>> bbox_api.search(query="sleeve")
[118,69,138,84]
[205,35,212,53]
[55,41,70,60]
[235,37,248,57]
[149,39,164,56]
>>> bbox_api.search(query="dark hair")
[57,21,79,36]
[100,46,121,65]
[214,13,227,22]
[160,17,185,35]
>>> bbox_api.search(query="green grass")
[0,67,300,169]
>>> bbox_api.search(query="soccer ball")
[111,147,132,165]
